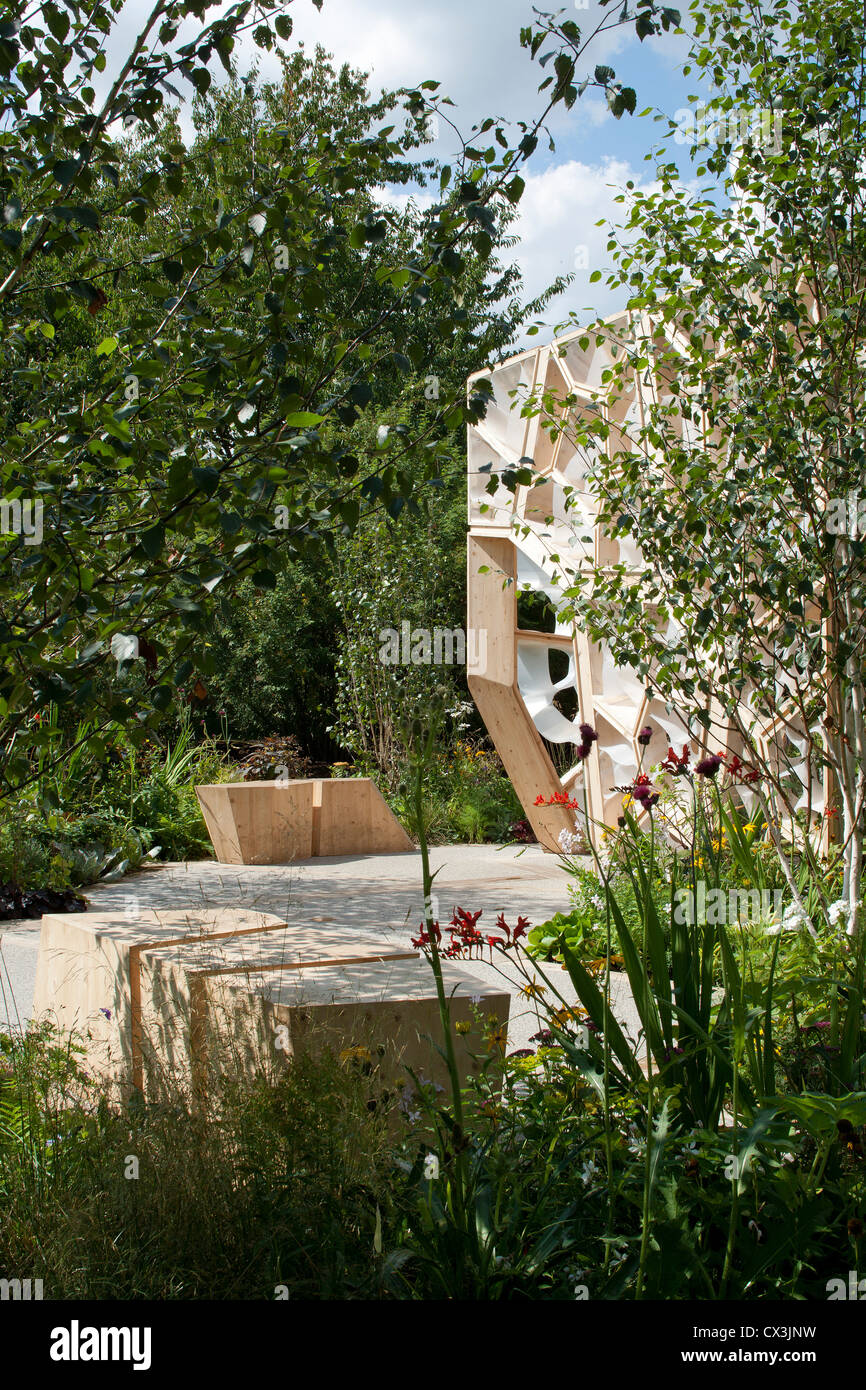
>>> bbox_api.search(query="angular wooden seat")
[33,908,509,1102]
[195,777,413,863]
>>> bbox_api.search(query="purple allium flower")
[637,726,653,746]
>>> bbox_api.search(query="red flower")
[453,907,482,930]
[725,754,760,786]
[411,921,442,950]
[661,744,691,775]
[535,791,582,810]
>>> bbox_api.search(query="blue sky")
[278,0,710,332]
[103,0,718,336]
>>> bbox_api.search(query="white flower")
[423,1153,440,1181]
[827,899,851,927]
[770,902,815,935]
[580,1158,598,1186]
[558,828,582,855]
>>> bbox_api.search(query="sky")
[104,0,717,342]
[279,0,705,333]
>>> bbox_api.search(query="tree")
[0,0,678,793]
[519,0,866,929]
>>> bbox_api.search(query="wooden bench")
[195,778,413,863]
[33,908,509,1102]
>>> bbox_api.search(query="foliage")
[0,709,229,891]
[0,0,658,794]
[509,0,866,930]
[234,733,312,782]
[0,1024,400,1300]
[387,736,524,844]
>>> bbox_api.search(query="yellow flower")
[455,1020,471,1036]
[486,1025,507,1053]
[339,1045,373,1067]
[521,979,547,1000]
[550,1004,589,1028]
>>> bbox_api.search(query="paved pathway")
[0,845,642,1054]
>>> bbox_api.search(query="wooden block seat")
[32,909,509,1101]
[195,777,414,863]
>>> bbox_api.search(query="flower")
[455,1020,471,1036]
[662,744,691,774]
[695,753,725,778]
[726,754,760,784]
[827,899,852,927]
[578,723,598,744]
[411,920,442,950]
[579,1158,598,1186]
[99,1008,112,1021]
[521,979,547,1000]
[339,1045,373,1067]
[423,1153,440,1181]
[558,828,583,854]
[637,726,653,746]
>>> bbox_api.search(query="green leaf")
[52,159,79,187]
[283,411,324,428]
[138,525,165,560]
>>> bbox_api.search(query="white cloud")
[284,0,634,138]
[508,157,652,331]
